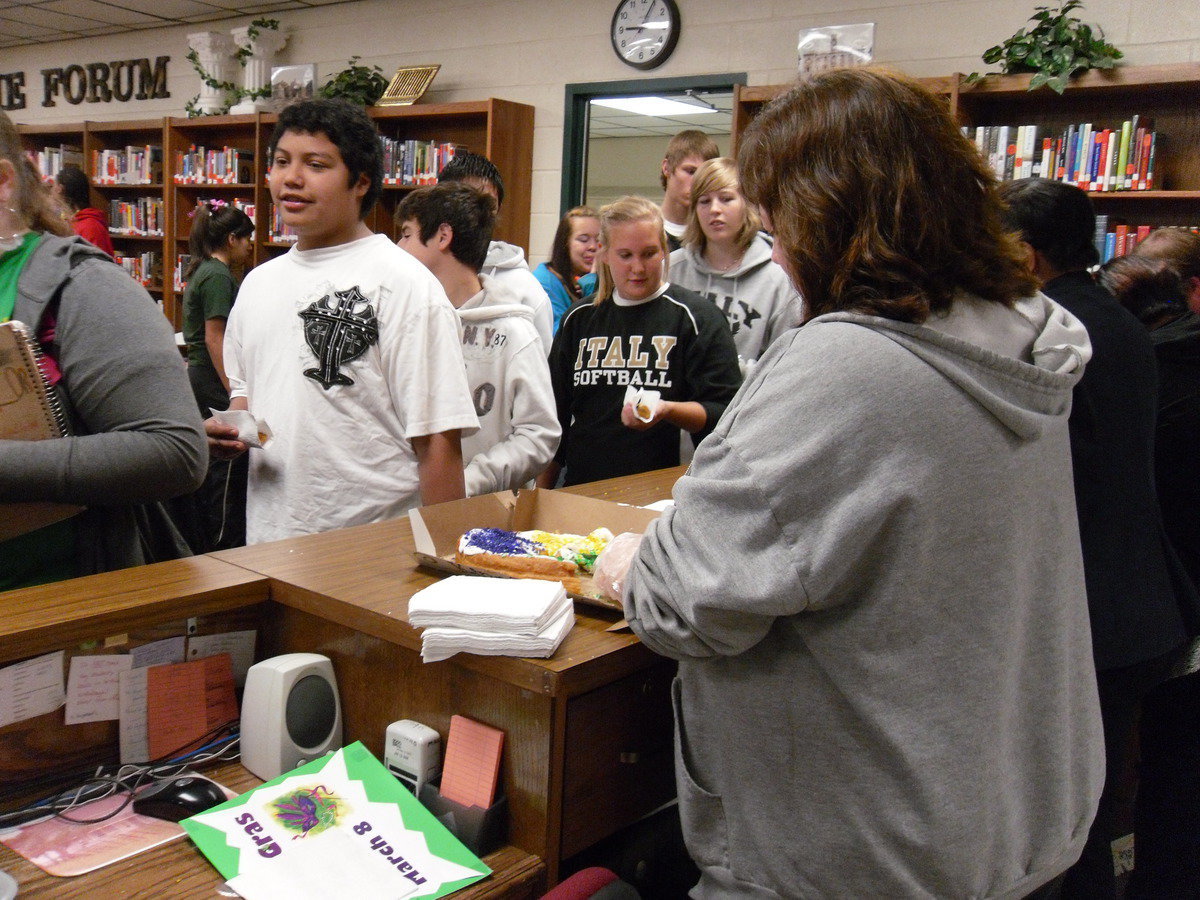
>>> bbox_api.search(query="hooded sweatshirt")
[624,294,1104,899]
[457,274,559,495]
[668,233,802,363]
[481,240,553,350]
[71,207,115,256]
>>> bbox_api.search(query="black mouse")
[132,775,227,822]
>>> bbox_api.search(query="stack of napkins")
[408,576,575,663]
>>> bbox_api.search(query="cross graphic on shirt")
[298,285,379,389]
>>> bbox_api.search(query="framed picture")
[270,64,316,111]
[376,64,440,107]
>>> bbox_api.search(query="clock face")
[611,0,680,70]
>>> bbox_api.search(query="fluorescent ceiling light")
[591,96,711,116]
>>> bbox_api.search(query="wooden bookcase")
[19,97,534,329]
[732,64,1200,232]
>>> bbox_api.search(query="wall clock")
[610,0,681,71]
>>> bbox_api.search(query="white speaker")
[240,653,343,780]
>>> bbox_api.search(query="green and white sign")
[183,742,490,899]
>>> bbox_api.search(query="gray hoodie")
[625,294,1103,898]
[481,240,553,350]
[668,233,802,363]
[456,275,559,495]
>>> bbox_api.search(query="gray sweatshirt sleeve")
[0,258,207,505]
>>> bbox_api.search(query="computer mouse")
[132,775,228,822]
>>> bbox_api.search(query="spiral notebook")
[0,320,82,542]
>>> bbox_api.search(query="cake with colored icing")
[456,527,615,579]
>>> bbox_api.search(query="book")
[0,321,83,541]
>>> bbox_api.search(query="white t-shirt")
[226,233,478,543]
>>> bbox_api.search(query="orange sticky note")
[440,715,504,809]
[145,654,238,759]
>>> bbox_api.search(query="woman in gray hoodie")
[614,68,1104,899]
[668,157,802,368]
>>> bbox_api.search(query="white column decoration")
[229,25,288,115]
[187,31,236,115]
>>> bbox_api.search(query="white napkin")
[209,407,272,448]
[420,606,576,663]
[408,575,570,635]
[622,386,661,423]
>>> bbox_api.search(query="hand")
[621,400,668,431]
[205,417,247,460]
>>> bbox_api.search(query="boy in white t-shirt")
[396,182,559,495]
[205,99,478,544]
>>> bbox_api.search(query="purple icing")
[463,527,543,556]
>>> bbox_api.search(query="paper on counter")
[0,651,64,728]
[65,654,132,725]
[622,385,661,423]
[209,407,272,448]
[130,636,186,669]
[187,630,257,686]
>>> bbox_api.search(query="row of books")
[267,204,298,243]
[108,197,164,236]
[380,138,458,186]
[27,144,83,182]
[1093,218,1200,263]
[112,250,160,288]
[93,145,163,186]
[967,119,1157,191]
[188,196,256,221]
[175,146,255,185]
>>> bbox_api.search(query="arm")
[542,313,575,483]
[204,316,229,392]
[413,430,465,505]
[204,395,248,461]
[682,303,743,445]
[464,337,561,495]
[0,256,205,505]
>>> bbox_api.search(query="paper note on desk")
[0,651,64,728]
[130,636,186,668]
[118,655,238,763]
[183,742,489,900]
[440,716,504,809]
[65,654,132,724]
[187,630,256,685]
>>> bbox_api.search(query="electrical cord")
[0,721,240,830]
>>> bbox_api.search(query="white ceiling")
[589,92,733,139]
[0,0,359,50]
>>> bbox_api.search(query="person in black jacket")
[1001,178,1200,899]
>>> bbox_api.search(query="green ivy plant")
[966,1,1123,94]
[184,18,281,116]
[319,57,388,106]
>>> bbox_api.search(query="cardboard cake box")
[408,489,661,611]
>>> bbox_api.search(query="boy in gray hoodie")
[397,183,559,495]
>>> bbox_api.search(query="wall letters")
[37,56,170,107]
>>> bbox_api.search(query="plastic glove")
[592,531,644,603]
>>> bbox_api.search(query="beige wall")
[6,0,1198,264]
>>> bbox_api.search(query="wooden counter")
[0,467,685,890]
[0,761,545,898]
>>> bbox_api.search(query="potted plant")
[319,57,389,106]
[967,1,1123,93]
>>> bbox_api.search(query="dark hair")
[56,165,91,211]
[0,110,71,237]
[548,206,598,300]
[268,98,383,218]
[739,67,1037,323]
[998,178,1099,272]
[1098,255,1189,328]
[1133,227,1200,283]
[661,129,720,189]
[395,181,496,273]
[438,151,504,207]
[185,201,254,278]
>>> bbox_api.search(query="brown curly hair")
[738,67,1036,324]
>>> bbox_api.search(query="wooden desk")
[0,761,545,898]
[0,467,685,891]
[212,468,683,881]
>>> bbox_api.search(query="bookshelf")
[20,97,535,330]
[731,64,1200,255]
